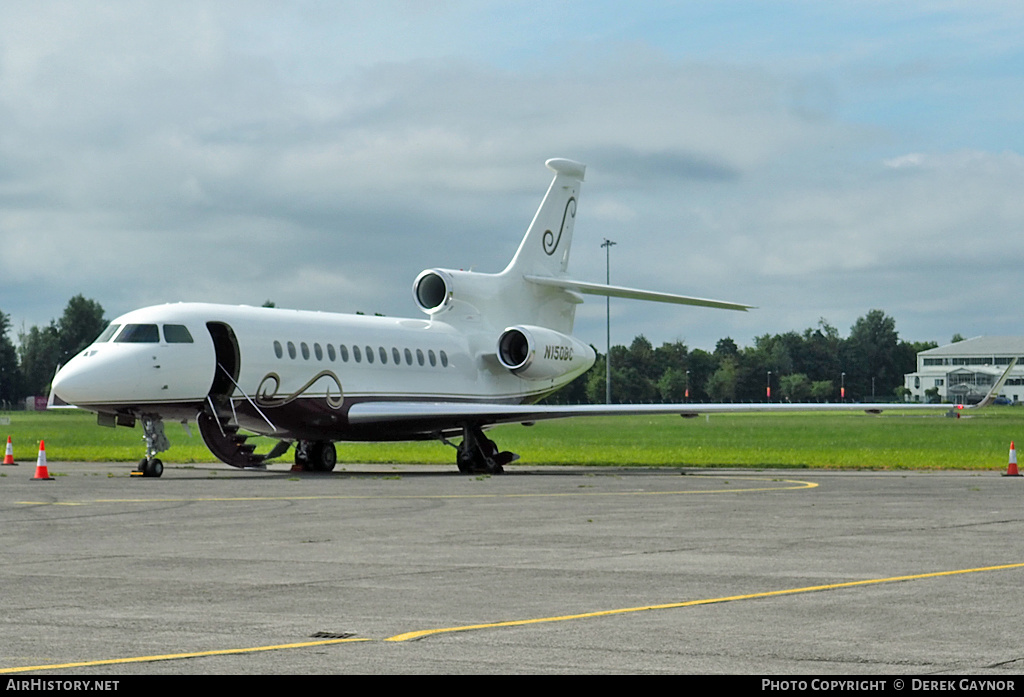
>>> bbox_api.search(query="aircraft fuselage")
[52,302,589,444]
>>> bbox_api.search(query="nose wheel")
[133,415,169,478]
[137,457,164,478]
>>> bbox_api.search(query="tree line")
[545,310,938,405]
[0,298,936,407]
[0,295,107,406]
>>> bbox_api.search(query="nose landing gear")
[134,415,169,478]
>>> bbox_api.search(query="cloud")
[0,2,1021,354]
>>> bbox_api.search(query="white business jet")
[49,159,1011,477]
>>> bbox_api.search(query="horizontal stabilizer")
[524,275,754,312]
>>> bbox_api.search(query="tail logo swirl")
[542,197,576,256]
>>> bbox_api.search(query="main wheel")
[456,437,499,474]
[457,448,475,473]
[309,442,337,472]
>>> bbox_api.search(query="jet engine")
[413,269,454,314]
[497,325,595,381]
[413,267,498,316]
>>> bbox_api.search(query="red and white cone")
[32,440,53,481]
[2,436,15,465]
[1004,441,1020,477]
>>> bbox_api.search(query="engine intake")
[413,270,452,314]
[497,325,595,381]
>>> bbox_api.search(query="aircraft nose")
[49,363,73,405]
[50,349,139,407]
[50,355,96,406]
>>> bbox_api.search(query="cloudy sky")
[1,1,1022,353]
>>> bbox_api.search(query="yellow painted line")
[385,562,1024,642]
[13,477,817,505]
[4,561,1021,672]
[10,502,84,506]
[0,637,370,674]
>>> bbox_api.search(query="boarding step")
[197,411,268,468]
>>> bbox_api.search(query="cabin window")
[115,324,159,343]
[270,340,451,369]
[96,324,121,342]
[163,325,194,343]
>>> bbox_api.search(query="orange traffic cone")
[32,440,53,481]
[2,436,15,465]
[1004,441,1020,477]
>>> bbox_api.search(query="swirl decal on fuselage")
[256,370,344,410]
[542,197,576,256]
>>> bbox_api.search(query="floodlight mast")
[601,238,616,404]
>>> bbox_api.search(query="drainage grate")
[310,631,356,639]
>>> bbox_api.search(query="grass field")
[2,406,1023,470]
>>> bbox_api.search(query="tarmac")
[2,461,1024,674]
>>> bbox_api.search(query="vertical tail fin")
[414,159,587,335]
[503,159,586,277]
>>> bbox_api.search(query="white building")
[904,336,1024,404]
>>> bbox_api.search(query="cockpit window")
[163,325,194,343]
[95,324,121,343]
[115,324,160,343]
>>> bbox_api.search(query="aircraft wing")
[523,275,755,311]
[349,358,1015,428]
[346,399,964,429]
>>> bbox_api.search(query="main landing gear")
[136,415,169,478]
[452,424,518,474]
[294,440,337,472]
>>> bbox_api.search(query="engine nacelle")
[413,267,500,319]
[412,269,453,314]
[497,325,595,381]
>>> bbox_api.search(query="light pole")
[767,370,772,402]
[601,239,616,404]
[685,369,690,402]
[841,372,846,402]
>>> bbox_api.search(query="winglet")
[968,357,1018,409]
